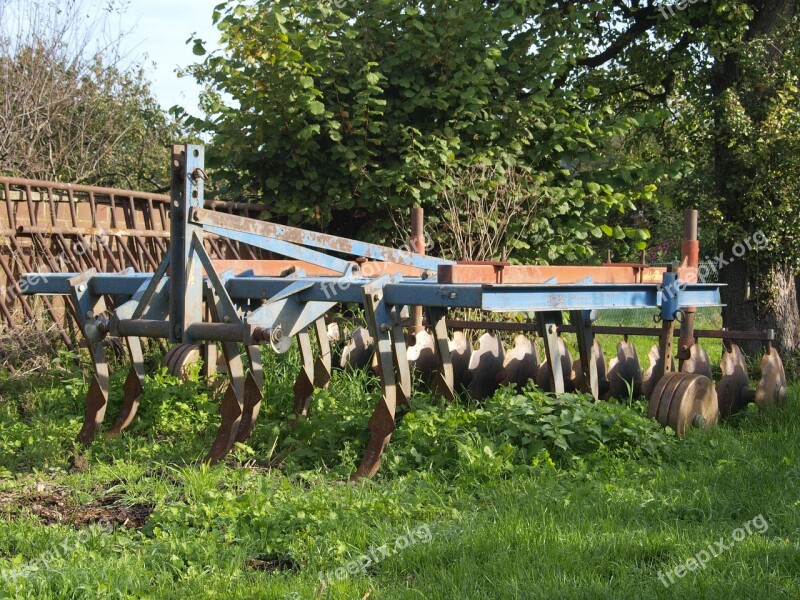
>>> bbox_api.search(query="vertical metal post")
[678,209,699,363]
[537,311,565,394]
[571,309,599,399]
[410,207,425,334]
[169,145,205,343]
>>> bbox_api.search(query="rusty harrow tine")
[391,306,412,406]
[292,326,316,420]
[235,345,264,443]
[354,277,398,479]
[203,285,246,464]
[312,317,333,389]
[67,269,111,444]
[570,310,604,400]
[427,307,456,402]
[107,335,145,437]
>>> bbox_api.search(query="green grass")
[0,337,798,600]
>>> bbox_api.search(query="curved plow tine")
[313,318,333,390]
[427,308,456,402]
[203,284,246,464]
[67,269,110,445]
[755,346,787,409]
[680,343,713,380]
[292,327,316,421]
[235,345,264,443]
[390,307,412,407]
[606,338,642,400]
[107,336,145,437]
[641,344,675,400]
[466,332,505,400]
[340,326,374,370]
[503,334,539,390]
[354,280,398,479]
[716,343,750,418]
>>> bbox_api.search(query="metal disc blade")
[755,347,787,409]
[450,331,472,392]
[642,344,675,400]
[466,333,505,400]
[502,335,539,388]
[716,343,750,417]
[680,344,713,380]
[606,339,642,400]
[166,343,202,380]
[666,373,718,436]
[340,327,374,369]
[408,330,438,376]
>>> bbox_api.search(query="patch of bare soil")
[0,480,153,529]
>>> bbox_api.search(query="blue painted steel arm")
[20,273,723,313]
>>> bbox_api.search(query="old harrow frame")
[19,145,784,477]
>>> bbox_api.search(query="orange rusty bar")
[437,263,697,285]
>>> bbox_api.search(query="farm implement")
[19,145,786,477]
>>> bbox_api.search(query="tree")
[0,0,182,190]
[187,0,653,262]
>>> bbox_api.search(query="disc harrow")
[19,145,788,476]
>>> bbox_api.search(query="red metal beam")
[437,263,698,285]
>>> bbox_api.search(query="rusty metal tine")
[68,271,111,444]
[427,306,455,402]
[391,306,412,406]
[312,317,332,389]
[24,185,36,227]
[109,192,121,272]
[3,182,15,228]
[354,278,398,479]
[107,336,145,436]
[293,327,316,420]
[202,281,246,463]
[235,345,264,442]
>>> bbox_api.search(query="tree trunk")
[720,259,800,356]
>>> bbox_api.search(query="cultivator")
[19,145,786,477]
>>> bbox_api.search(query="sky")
[116,0,223,115]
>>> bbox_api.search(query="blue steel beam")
[203,224,354,275]
[21,273,723,315]
[193,208,453,272]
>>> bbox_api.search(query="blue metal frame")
[17,144,724,346]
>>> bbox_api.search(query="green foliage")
[188,0,652,261]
